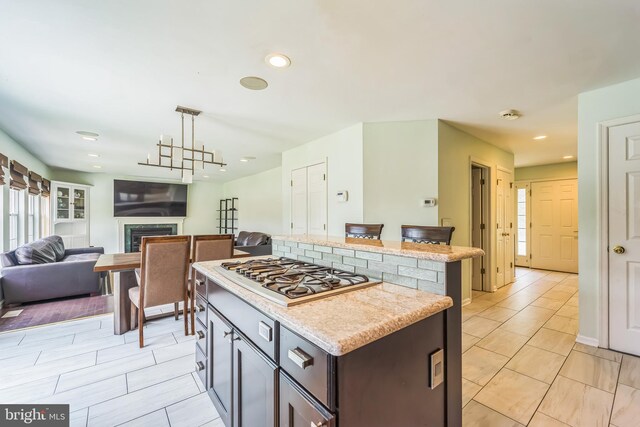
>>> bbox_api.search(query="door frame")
[597,113,640,349]
[469,157,493,293]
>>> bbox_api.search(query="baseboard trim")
[576,334,599,348]
[462,297,472,306]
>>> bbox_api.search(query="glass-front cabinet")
[51,181,90,248]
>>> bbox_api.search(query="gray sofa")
[1,236,104,305]
[235,231,272,256]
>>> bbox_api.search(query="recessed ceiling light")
[76,131,99,140]
[239,76,268,90]
[219,168,227,172]
[92,165,102,169]
[563,155,574,159]
[240,156,256,163]
[533,135,547,140]
[88,153,100,158]
[202,175,209,178]
[265,53,291,68]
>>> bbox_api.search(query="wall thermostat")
[422,198,437,207]
[336,191,349,202]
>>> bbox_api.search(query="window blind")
[9,160,28,190]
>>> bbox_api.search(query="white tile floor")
[0,308,220,427]
[463,268,640,427]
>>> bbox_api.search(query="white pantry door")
[290,167,308,235]
[496,169,514,288]
[306,163,327,235]
[530,179,578,273]
[609,121,640,355]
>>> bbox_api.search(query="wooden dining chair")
[345,223,384,239]
[401,225,455,245]
[189,234,234,334]
[129,235,191,347]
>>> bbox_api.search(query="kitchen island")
[193,236,482,427]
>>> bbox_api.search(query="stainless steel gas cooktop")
[214,257,380,306]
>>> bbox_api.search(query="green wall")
[515,162,577,181]
[438,121,515,302]
[363,120,439,240]
[577,76,640,344]
[50,169,223,253]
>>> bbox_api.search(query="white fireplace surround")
[117,217,185,252]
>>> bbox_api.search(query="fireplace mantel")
[117,217,185,252]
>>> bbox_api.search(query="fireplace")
[124,223,178,253]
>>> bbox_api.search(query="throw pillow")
[15,238,58,264]
[43,235,66,261]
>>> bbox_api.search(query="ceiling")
[1,1,640,181]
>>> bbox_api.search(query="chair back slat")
[345,223,384,239]
[192,234,234,263]
[401,225,455,245]
[140,235,191,308]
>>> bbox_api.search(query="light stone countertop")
[193,258,453,356]
[272,234,484,263]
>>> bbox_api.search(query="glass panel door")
[56,186,70,220]
[73,188,86,219]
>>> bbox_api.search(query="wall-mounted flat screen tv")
[113,179,188,217]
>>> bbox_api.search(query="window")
[517,187,527,256]
[40,196,50,237]
[27,194,40,242]
[9,189,21,250]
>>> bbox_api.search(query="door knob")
[613,246,626,254]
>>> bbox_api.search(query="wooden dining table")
[94,249,251,334]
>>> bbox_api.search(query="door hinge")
[480,223,485,230]
[529,253,532,259]
[497,223,500,229]
[497,179,500,186]
[323,174,326,181]
[510,262,513,268]
[510,222,513,228]
[290,222,293,229]
[497,267,500,273]
[481,179,485,185]
[481,268,486,275]
[529,189,532,196]
[530,222,532,228]
[290,180,293,187]
[510,182,513,189]
[323,224,326,231]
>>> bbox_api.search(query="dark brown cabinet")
[232,333,277,427]
[209,309,233,427]
[279,373,334,427]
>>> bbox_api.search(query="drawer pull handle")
[288,347,314,369]
[196,330,205,339]
[195,361,205,371]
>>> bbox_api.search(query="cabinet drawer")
[279,372,335,427]
[195,294,207,326]
[207,279,277,361]
[279,325,333,409]
[195,345,207,390]
[194,270,207,298]
[195,319,207,355]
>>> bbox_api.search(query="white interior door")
[530,179,578,273]
[496,169,514,288]
[609,121,640,355]
[306,163,327,236]
[290,168,307,235]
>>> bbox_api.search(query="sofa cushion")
[61,253,101,262]
[44,235,66,261]
[14,237,66,265]
[245,232,270,246]
[236,231,251,246]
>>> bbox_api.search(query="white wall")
[281,124,364,236]
[438,121,515,303]
[223,167,283,235]
[515,162,577,181]
[577,76,640,344]
[50,169,223,253]
[363,120,439,240]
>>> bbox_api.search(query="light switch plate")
[430,348,445,389]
